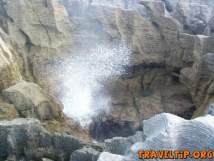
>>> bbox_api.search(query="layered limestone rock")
[70,147,100,161]
[0,0,214,145]
[104,131,145,155]
[0,96,19,120]
[0,0,197,129]
[2,81,63,120]
[0,1,214,160]
[128,113,214,160]
[0,0,73,84]
[0,0,91,141]
[97,113,214,161]
[58,0,214,140]
[0,28,22,90]
[0,118,86,161]
[180,36,214,117]
[163,0,214,35]
[71,0,196,139]
[1,80,90,140]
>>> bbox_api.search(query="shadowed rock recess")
[0,0,214,161]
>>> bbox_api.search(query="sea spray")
[49,43,130,125]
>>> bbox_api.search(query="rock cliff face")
[163,0,214,35]
[65,0,214,139]
[0,0,214,160]
[0,0,72,84]
[0,28,22,90]
[0,0,90,141]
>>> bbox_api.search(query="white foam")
[51,44,130,126]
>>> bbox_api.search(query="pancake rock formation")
[98,113,214,161]
[0,0,213,161]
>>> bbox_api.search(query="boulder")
[0,97,19,120]
[128,113,214,160]
[2,81,63,120]
[104,131,145,155]
[142,113,184,138]
[0,118,84,161]
[97,152,126,161]
[99,113,214,161]
[70,147,100,161]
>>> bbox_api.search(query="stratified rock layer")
[0,118,85,161]
[163,0,214,35]
[97,113,214,161]
[0,29,22,90]
[0,0,214,147]
[70,147,100,161]
[0,97,19,120]
[2,81,63,120]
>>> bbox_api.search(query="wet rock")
[142,113,184,138]
[128,113,214,161]
[207,103,214,116]
[104,131,145,155]
[70,147,100,161]
[0,0,93,141]
[61,0,198,137]
[97,152,126,161]
[42,159,54,161]
[1,1,214,155]
[89,115,138,141]
[2,81,63,120]
[98,113,214,161]
[0,118,84,161]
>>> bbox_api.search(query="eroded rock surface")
[0,0,73,85]
[2,81,63,120]
[0,96,19,120]
[26,0,214,140]
[0,118,85,161]
[0,29,22,90]
[68,0,199,139]
[163,0,214,35]
[104,131,145,155]
[70,147,100,161]
[0,1,214,158]
[97,113,214,161]
[0,0,95,141]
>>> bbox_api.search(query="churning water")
[53,44,130,125]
